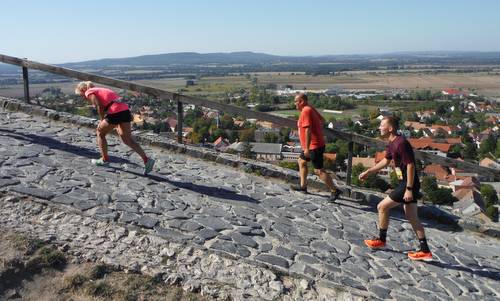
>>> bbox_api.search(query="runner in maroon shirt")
[359,116,432,261]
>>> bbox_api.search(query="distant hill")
[61,52,287,67]
[60,51,500,68]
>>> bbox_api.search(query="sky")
[1,0,499,64]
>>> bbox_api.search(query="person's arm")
[89,94,105,120]
[359,158,390,180]
[403,162,415,202]
[304,126,311,156]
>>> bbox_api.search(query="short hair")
[383,116,400,131]
[296,92,308,102]
[75,81,94,95]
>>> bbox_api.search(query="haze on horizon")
[1,0,500,64]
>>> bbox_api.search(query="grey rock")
[154,226,192,243]
[229,232,259,249]
[275,246,297,260]
[136,216,159,229]
[296,254,320,265]
[10,185,55,200]
[195,217,232,231]
[92,207,118,220]
[115,202,140,214]
[119,212,140,223]
[142,207,162,214]
[113,193,136,203]
[73,200,99,211]
[259,243,273,252]
[196,228,219,241]
[210,240,251,258]
[165,209,190,220]
[156,199,175,211]
[50,195,79,205]
[0,178,20,188]
[369,285,392,299]
[180,221,203,232]
[255,254,289,269]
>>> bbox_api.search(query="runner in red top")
[75,81,155,175]
[290,93,342,202]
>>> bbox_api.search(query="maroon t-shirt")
[385,135,417,178]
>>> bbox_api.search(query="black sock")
[419,237,430,252]
[379,228,387,242]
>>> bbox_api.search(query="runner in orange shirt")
[290,93,342,202]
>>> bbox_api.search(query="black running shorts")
[300,146,325,170]
[105,110,133,125]
[389,179,420,204]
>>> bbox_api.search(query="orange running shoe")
[364,238,386,249]
[408,250,433,261]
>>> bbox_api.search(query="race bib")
[395,167,403,180]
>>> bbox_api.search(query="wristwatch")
[406,186,413,191]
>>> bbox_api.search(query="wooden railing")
[1,53,499,182]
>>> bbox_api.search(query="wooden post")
[346,141,354,187]
[177,101,183,143]
[22,64,30,103]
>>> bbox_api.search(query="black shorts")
[389,179,420,204]
[105,110,133,125]
[300,146,325,169]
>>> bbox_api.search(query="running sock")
[102,154,109,162]
[419,237,430,252]
[142,155,148,164]
[379,228,388,242]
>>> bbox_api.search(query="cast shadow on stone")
[0,129,127,163]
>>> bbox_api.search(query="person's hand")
[303,149,310,159]
[358,170,370,181]
[404,190,413,202]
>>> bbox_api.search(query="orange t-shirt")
[298,105,325,150]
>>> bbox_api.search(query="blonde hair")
[75,81,94,95]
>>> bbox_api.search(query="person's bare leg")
[96,120,116,161]
[298,158,308,188]
[377,197,401,230]
[315,169,336,191]
[116,122,147,161]
[404,203,426,239]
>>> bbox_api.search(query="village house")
[452,188,490,222]
[408,138,453,157]
[227,142,283,161]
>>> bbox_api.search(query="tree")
[278,127,291,144]
[449,144,462,158]
[278,161,299,171]
[462,142,478,161]
[485,206,498,222]
[421,176,438,196]
[389,170,400,188]
[428,188,456,205]
[421,176,456,205]
[351,163,390,192]
[481,184,499,208]
[264,132,279,143]
[242,142,254,159]
[219,114,235,130]
[239,128,256,142]
[351,164,366,187]
[479,136,497,158]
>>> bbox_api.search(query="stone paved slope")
[0,109,499,300]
